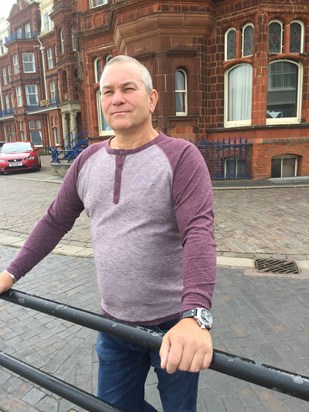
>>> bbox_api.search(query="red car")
[0,141,41,174]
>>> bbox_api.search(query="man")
[0,55,216,411]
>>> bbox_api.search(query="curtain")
[228,64,252,121]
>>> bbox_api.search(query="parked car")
[0,141,41,174]
[0,141,6,149]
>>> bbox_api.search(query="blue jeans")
[96,320,199,412]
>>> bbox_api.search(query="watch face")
[198,309,213,328]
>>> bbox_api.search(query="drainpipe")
[35,36,51,148]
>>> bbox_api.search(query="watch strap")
[180,309,198,319]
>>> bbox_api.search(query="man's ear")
[149,89,159,113]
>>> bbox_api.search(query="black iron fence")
[195,137,251,179]
[1,289,309,412]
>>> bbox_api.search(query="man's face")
[100,62,157,135]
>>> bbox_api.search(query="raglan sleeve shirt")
[6,134,216,321]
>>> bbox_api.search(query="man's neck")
[110,128,159,150]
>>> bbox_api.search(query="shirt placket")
[113,153,126,204]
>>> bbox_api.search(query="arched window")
[225,28,236,60]
[290,21,304,53]
[175,69,188,116]
[268,21,283,54]
[94,58,102,83]
[267,60,301,123]
[225,64,252,127]
[242,24,254,57]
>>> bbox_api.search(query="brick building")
[1,0,309,178]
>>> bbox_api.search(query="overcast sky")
[0,1,16,19]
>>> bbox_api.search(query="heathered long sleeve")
[7,133,216,324]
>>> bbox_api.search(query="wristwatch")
[180,308,213,330]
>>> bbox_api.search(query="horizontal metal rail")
[1,289,309,403]
[0,351,120,412]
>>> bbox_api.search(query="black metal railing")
[1,289,309,412]
[196,137,251,179]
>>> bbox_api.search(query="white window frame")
[25,85,39,106]
[97,89,112,135]
[22,53,36,73]
[242,23,254,57]
[175,69,188,116]
[268,20,283,54]
[224,63,253,127]
[2,67,7,85]
[53,126,59,145]
[271,155,298,178]
[225,28,236,61]
[60,29,65,54]
[13,54,19,74]
[94,58,102,83]
[43,11,53,33]
[90,0,108,8]
[16,86,22,107]
[290,20,304,53]
[5,94,11,110]
[224,158,246,178]
[24,23,31,38]
[266,60,302,125]
[50,81,56,103]
[16,27,23,39]
[47,48,54,69]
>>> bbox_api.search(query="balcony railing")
[0,108,14,118]
[5,32,38,44]
[25,100,59,112]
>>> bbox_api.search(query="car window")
[1,143,32,153]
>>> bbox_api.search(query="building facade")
[0,0,309,178]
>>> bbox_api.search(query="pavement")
[0,156,308,411]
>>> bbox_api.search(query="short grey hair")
[100,55,153,94]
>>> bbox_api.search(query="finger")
[202,348,213,369]
[159,334,171,370]
[164,340,184,374]
[179,349,203,373]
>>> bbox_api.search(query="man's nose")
[112,89,125,104]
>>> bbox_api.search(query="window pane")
[271,158,281,177]
[226,30,236,60]
[290,22,302,53]
[243,25,253,56]
[23,53,35,72]
[30,130,42,145]
[175,70,185,90]
[269,22,282,53]
[176,92,185,113]
[267,62,298,118]
[92,0,107,7]
[282,158,296,177]
[175,70,187,115]
[228,64,252,121]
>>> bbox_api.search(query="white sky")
[0,1,17,18]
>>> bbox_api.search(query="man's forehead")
[102,79,138,88]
